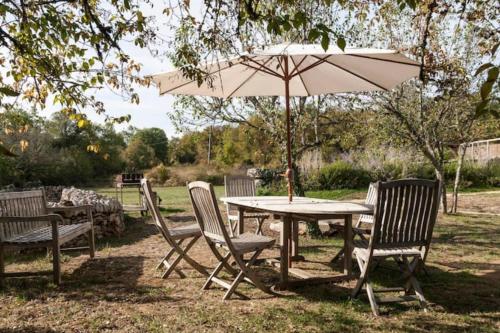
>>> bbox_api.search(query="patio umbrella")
[149,43,420,201]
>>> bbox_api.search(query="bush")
[145,163,170,185]
[318,161,372,189]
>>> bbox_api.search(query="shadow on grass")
[1,256,182,305]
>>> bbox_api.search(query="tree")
[123,138,157,171]
[370,0,499,213]
[131,128,169,163]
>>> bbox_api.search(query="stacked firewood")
[47,187,125,240]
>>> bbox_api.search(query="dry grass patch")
[1,191,499,333]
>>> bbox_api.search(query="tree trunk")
[435,166,448,214]
[451,144,467,214]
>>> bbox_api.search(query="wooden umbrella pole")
[283,55,293,202]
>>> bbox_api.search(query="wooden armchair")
[351,179,440,315]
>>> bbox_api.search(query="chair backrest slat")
[189,181,230,242]
[140,179,173,240]
[370,179,440,249]
[358,183,376,225]
[0,190,48,241]
[224,175,256,214]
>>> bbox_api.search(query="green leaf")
[480,81,493,100]
[321,34,330,51]
[406,0,417,10]
[0,86,19,97]
[0,144,16,157]
[487,66,499,81]
[475,99,489,116]
[474,63,493,76]
[336,37,346,51]
[308,29,320,41]
[491,42,500,56]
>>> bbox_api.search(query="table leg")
[291,219,299,257]
[343,214,353,276]
[279,216,291,289]
[237,207,245,235]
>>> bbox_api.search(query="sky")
[39,0,205,138]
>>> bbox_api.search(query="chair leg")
[203,252,231,290]
[161,237,198,279]
[403,257,428,310]
[88,228,95,258]
[330,248,345,264]
[232,249,275,297]
[52,240,61,285]
[365,280,380,316]
[254,217,266,235]
[157,240,183,270]
[352,254,369,298]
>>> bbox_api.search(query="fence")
[463,138,500,164]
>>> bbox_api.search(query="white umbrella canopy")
[149,43,420,201]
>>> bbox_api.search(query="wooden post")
[51,221,61,285]
[237,206,245,235]
[343,214,353,277]
[283,55,293,202]
[280,215,291,289]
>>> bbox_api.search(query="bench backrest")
[0,190,48,241]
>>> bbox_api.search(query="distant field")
[92,186,366,212]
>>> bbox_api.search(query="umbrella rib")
[312,55,389,91]
[226,56,277,99]
[290,56,330,78]
[243,56,283,78]
[346,54,419,66]
[290,56,311,96]
[289,56,308,77]
[159,59,245,95]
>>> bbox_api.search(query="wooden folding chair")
[141,179,208,279]
[351,179,440,316]
[188,181,276,300]
[224,175,270,235]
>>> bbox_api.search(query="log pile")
[47,187,125,239]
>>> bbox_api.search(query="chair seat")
[4,223,91,245]
[169,223,202,240]
[217,232,275,254]
[353,240,422,258]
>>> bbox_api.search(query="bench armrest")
[0,214,64,224]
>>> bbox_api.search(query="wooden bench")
[0,190,95,286]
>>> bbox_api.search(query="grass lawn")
[0,187,499,332]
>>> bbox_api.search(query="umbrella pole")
[284,56,293,202]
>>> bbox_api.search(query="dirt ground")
[0,192,499,333]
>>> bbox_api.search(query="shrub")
[145,163,170,185]
[318,161,372,189]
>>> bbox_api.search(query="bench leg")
[52,240,61,285]
[0,245,4,288]
[88,227,95,258]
